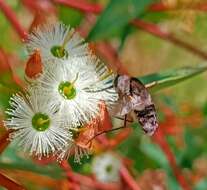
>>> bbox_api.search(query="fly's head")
[114,75,131,97]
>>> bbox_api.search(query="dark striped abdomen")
[134,104,158,136]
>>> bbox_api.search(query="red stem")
[153,130,192,190]
[0,130,12,154]
[149,2,207,12]
[0,48,25,88]
[120,165,141,190]
[0,173,26,190]
[0,0,28,40]
[196,3,207,11]
[149,2,169,12]
[54,0,207,14]
[131,19,207,60]
[53,0,102,14]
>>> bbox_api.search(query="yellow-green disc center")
[32,113,50,131]
[58,81,76,100]
[50,45,68,58]
[106,165,113,173]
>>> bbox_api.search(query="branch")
[53,0,207,14]
[53,0,102,14]
[153,130,192,190]
[0,0,28,40]
[131,19,207,60]
[0,172,26,190]
[149,2,207,12]
[120,165,141,190]
[0,48,24,88]
[0,130,12,154]
[148,2,169,12]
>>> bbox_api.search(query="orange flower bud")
[25,49,42,79]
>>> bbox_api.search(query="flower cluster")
[5,22,118,162]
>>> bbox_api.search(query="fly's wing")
[130,78,158,136]
[130,78,152,109]
[114,75,135,115]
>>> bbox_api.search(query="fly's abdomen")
[134,104,158,136]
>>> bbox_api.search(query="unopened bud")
[25,49,42,79]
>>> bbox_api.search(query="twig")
[131,19,207,60]
[153,129,192,190]
[120,165,141,190]
[59,160,80,190]
[0,48,24,88]
[0,0,28,40]
[53,0,207,14]
[0,172,26,190]
[53,0,102,14]
[21,0,55,13]
[149,2,207,12]
[148,2,169,12]
[0,130,12,154]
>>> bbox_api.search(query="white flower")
[92,152,121,183]
[5,90,71,158]
[36,56,118,127]
[26,22,89,68]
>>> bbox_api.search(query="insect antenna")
[86,115,133,144]
[115,116,133,125]
[87,126,126,144]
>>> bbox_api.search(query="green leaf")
[117,126,159,171]
[58,5,83,27]
[139,64,207,92]
[0,142,63,179]
[139,137,169,168]
[88,0,154,41]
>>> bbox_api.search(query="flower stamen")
[61,29,75,50]
[99,69,113,81]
